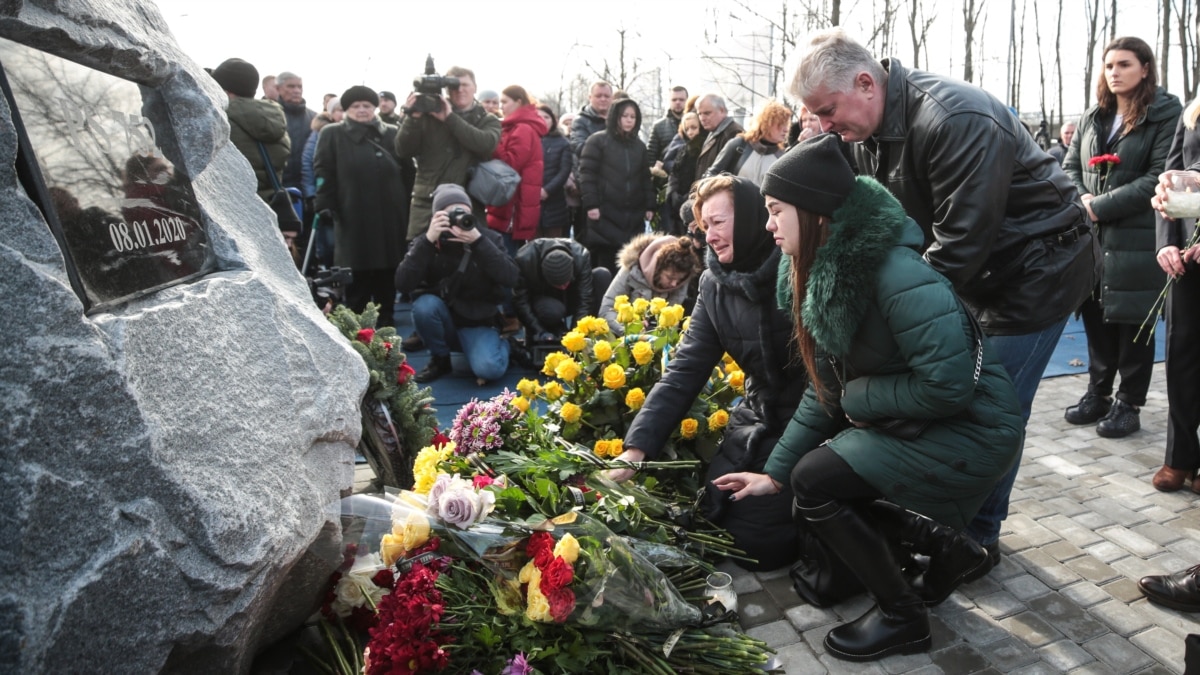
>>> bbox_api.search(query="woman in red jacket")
[486,85,547,253]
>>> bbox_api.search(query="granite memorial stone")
[0,2,368,672]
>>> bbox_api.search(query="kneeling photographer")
[394,184,517,384]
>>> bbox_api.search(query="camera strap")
[439,246,473,304]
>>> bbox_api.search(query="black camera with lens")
[405,54,460,115]
[440,206,476,240]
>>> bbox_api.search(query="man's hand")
[404,93,421,119]
[711,472,782,501]
[427,209,481,245]
[605,447,646,482]
[429,97,451,122]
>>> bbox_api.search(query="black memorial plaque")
[0,37,214,311]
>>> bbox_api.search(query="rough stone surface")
[0,3,366,672]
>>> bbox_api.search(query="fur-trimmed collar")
[776,177,919,356]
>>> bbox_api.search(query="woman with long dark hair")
[713,135,1022,661]
[1062,37,1181,442]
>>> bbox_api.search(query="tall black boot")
[867,501,988,606]
[799,501,931,662]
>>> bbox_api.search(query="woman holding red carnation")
[1062,36,1181,441]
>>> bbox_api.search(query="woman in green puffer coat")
[713,135,1023,663]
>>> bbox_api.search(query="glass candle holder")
[704,571,738,613]
[1163,171,1200,219]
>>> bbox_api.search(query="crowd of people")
[208,28,1200,661]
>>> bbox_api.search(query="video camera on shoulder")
[309,266,352,310]
[405,54,459,115]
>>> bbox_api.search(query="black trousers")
[790,445,881,509]
[1079,295,1156,407]
[346,268,396,327]
[1166,267,1200,469]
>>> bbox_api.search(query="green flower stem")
[1136,229,1200,343]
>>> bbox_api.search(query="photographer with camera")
[394,184,517,384]
[395,59,501,242]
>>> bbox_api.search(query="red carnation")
[356,328,376,343]
[397,362,415,385]
[546,587,576,623]
[472,474,495,489]
[539,556,574,591]
[1088,153,1121,168]
[431,429,451,447]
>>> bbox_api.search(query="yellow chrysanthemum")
[602,363,627,389]
[680,418,699,440]
[560,402,582,423]
[542,351,569,376]
[543,381,564,401]
[632,297,650,315]
[553,533,581,564]
[728,369,745,392]
[554,358,582,382]
[659,304,685,328]
[649,297,668,315]
[412,442,454,494]
[625,387,645,410]
[561,331,587,353]
[707,409,730,431]
[512,396,530,413]
[516,378,539,398]
[593,340,613,362]
[631,340,655,366]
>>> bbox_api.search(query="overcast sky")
[155,0,1170,122]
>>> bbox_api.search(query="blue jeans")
[411,294,509,381]
[964,316,1069,546]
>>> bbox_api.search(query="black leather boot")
[799,501,931,662]
[868,501,988,606]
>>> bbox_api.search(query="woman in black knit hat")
[712,134,1023,662]
[314,85,408,326]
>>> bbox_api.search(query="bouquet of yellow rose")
[520,300,741,466]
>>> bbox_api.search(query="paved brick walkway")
[356,363,1200,673]
[726,363,1200,674]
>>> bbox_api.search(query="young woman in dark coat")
[578,98,655,272]
[536,104,572,238]
[1061,37,1181,441]
[609,175,808,571]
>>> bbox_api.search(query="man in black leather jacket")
[512,238,605,342]
[791,28,1100,573]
